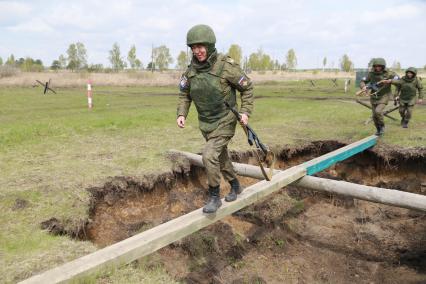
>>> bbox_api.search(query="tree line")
[0,42,414,73]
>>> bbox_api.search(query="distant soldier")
[381,67,423,128]
[359,58,398,136]
[176,24,254,213]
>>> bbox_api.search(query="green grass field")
[1,80,425,283]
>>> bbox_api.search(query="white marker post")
[344,79,349,93]
[87,80,93,109]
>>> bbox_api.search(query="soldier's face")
[373,65,383,72]
[191,44,207,62]
[406,71,414,78]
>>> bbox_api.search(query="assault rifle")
[224,101,275,180]
[356,82,383,97]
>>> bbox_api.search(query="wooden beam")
[21,136,378,283]
[173,135,378,177]
[296,176,426,212]
[174,150,280,180]
[20,166,306,284]
[177,150,426,212]
[302,135,377,175]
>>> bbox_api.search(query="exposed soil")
[42,141,426,283]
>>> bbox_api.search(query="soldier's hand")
[378,79,391,85]
[418,99,423,105]
[240,113,249,126]
[177,116,186,128]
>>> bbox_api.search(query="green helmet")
[186,24,216,47]
[372,58,386,67]
[406,67,417,76]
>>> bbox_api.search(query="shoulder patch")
[238,75,249,87]
[179,75,189,91]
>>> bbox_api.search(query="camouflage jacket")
[177,53,254,139]
[392,76,423,105]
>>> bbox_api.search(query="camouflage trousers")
[399,103,414,122]
[371,103,387,127]
[202,135,237,188]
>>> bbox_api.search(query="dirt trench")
[41,141,426,284]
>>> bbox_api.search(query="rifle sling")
[241,124,274,181]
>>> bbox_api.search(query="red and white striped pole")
[87,80,93,109]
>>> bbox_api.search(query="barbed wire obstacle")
[355,99,399,124]
[35,79,57,94]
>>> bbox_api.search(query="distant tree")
[87,64,104,72]
[273,59,280,70]
[51,60,61,70]
[135,59,142,69]
[176,51,188,70]
[286,48,297,70]
[58,54,67,69]
[248,49,273,71]
[322,57,327,71]
[76,42,87,68]
[16,57,44,72]
[66,44,78,70]
[153,45,173,71]
[227,44,242,65]
[5,54,16,66]
[248,52,259,70]
[242,56,248,72]
[109,42,127,71]
[260,53,273,70]
[424,64,426,71]
[0,57,3,66]
[66,42,87,71]
[146,62,154,70]
[16,57,25,67]
[127,45,142,69]
[392,61,401,71]
[339,54,353,72]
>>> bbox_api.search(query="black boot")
[402,120,408,128]
[225,179,243,202]
[375,125,385,136]
[203,186,222,214]
[375,125,381,136]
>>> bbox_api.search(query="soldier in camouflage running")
[360,58,398,136]
[176,24,254,213]
[381,67,423,128]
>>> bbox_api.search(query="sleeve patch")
[179,75,188,91]
[238,76,248,87]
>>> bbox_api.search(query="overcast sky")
[1,0,425,69]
